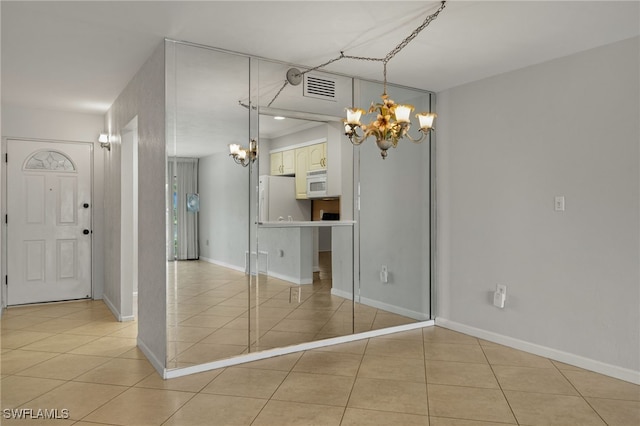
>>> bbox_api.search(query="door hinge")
[5,276,7,286]
[4,214,7,224]
[4,153,7,163]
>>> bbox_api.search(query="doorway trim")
[120,117,138,321]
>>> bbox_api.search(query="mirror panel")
[164,41,433,372]
[356,80,433,328]
[251,59,355,351]
[166,42,251,368]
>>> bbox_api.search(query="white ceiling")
[2,1,638,117]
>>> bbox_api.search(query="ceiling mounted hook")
[286,68,302,86]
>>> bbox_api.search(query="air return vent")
[304,74,337,101]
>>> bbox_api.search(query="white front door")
[7,140,92,305]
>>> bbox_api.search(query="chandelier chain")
[266,1,446,107]
[383,1,447,65]
[267,81,289,107]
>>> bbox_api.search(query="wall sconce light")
[98,133,111,151]
[229,139,257,167]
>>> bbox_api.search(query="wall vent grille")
[304,74,337,102]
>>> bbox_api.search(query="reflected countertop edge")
[258,220,356,228]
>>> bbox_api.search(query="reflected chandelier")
[270,1,446,159]
[228,139,257,167]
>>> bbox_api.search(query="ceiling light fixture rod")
[267,1,447,106]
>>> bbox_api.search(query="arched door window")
[24,150,77,172]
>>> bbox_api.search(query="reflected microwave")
[306,170,327,198]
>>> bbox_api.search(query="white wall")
[269,124,327,152]
[436,37,640,380]
[198,152,249,270]
[1,105,106,302]
[104,42,166,372]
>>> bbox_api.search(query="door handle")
[83,229,90,235]
[83,203,90,208]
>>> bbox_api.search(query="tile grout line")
[338,336,370,425]
[247,349,304,425]
[422,327,432,421]
[478,339,521,425]
[2,304,124,423]
[552,361,612,425]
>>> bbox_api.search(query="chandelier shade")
[344,94,436,159]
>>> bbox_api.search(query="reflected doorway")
[121,117,138,320]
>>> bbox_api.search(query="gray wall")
[198,152,249,270]
[104,41,166,370]
[436,37,639,373]
[357,81,433,320]
[269,124,327,152]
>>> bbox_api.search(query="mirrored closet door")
[166,42,253,368]
[164,39,434,372]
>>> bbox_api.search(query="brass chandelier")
[271,1,446,160]
[344,93,436,159]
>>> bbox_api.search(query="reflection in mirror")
[253,109,355,352]
[166,42,251,369]
[356,80,434,329]
[164,42,433,373]
[251,58,432,350]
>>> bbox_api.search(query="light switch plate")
[554,196,565,211]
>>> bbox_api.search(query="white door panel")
[7,140,92,305]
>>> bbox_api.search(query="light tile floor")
[166,254,418,368]
[2,300,639,425]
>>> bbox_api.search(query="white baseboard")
[102,294,120,320]
[200,256,245,273]
[102,294,135,322]
[436,318,640,385]
[267,270,313,285]
[137,337,165,377]
[331,289,429,321]
[165,320,435,379]
[200,256,312,285]
[331,288,352,300]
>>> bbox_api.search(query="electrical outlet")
[380,265,388,283]
[289,287,301,303]
[494,284,507,308]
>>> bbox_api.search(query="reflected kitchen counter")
[258,220,355,228]
[255,221,354,291]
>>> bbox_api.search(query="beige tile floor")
[2,300,639,425]
[166,254,418,368]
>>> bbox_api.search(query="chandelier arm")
[349,132,367,145]
[345,126,367,145]
[403,130,429,144]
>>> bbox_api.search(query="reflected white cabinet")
[308,143,327,171]
[294,142,327,199]
[271,150,295,175]
[295,147,309,199]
